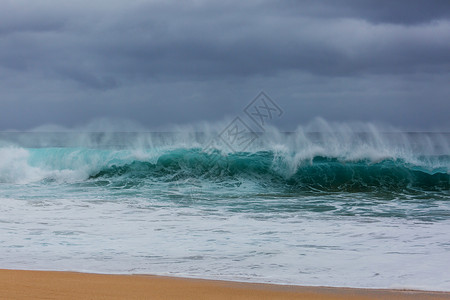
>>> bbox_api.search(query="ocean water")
[0,125,449,290]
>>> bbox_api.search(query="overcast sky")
[1,0,449,131]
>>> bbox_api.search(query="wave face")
[87,150,449,192]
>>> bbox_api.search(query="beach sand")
[1,269,449,299]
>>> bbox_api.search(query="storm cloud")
[1,0,449,130]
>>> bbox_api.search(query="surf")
[0,119,448,194]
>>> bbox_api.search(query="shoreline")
[1,269,449,299]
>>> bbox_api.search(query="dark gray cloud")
[278,0,450,24]
[0,0,449,130]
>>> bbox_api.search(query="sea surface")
[0,127,449,290]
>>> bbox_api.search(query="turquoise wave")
[88,149,450,192]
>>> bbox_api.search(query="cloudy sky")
[1,0,449,131]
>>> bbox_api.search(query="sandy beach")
[0,269,448,300]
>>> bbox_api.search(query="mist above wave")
[0,118,448,185]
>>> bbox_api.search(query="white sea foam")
[0,147,45,184]
[1,194,450,290]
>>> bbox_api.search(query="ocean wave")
[1,145,447,192]
[89,150,449,192]
[1,120,449,193]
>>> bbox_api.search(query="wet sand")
[1,269,449,299]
